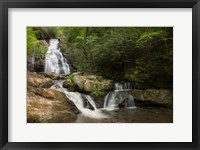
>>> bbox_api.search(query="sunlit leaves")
[27,27,46,56]
[136,30,168,49]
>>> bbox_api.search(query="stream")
[45,39,173,123]
[51,80,172,123]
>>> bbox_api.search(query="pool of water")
[75,107,173,123]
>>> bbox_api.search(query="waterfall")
[104,82,136,109]
[51,81,109,119]
[44,39,70,74]
[66,92,108,118]
[82,94,97,110]
[115,82,132,91]
[43,39,137,119]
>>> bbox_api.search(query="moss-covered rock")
[64,73,114,93]
[63,79,74,88]
[133,89,173,108]
[124,69,173,89]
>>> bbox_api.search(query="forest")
[27,27,173,123]
[28,27,173,88]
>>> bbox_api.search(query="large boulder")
[133,89,173,108]
[27,72,53,88]
[27,87,78,123]
[63,73,114,93]
[84,79,111,92]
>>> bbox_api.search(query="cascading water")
[45,39,70,74]
[104,82,136,109]
[45,40,135,118]
[51,81,109,119]
[115,82,132,91]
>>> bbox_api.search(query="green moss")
[68,74,75,83]
[91,88,105,97]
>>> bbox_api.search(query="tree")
[27,27,173,88]
[27,27,46,56]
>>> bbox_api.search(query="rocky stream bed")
[27,72,173,123]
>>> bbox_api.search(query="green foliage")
[136,30,167,48]
[68,74,75,83]
[91,88,105,97]
[27,27,46,56]
[27,27,173,88]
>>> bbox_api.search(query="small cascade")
[104,82,136,109]
[66,92,108,118]
[44,39,70,74]
[82,94,97,110]
[51,81,109,119]
[51,80,68,92]
[115,82,132,91]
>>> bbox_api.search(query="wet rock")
[91,94,106,108]
[38,72,68,80]
[118,99,126,108]
[27,72,53,88]
[63,79,74,88]
[62,73,114,94]
[63,78,80,92]
[27,87,79,123]
[133,89,173,108]
[68,73,114,93]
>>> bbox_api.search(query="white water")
[66,92,108,118]
[115,82,132,91]
[46,40,108,119]
[51,81,135,118]
[51,81,109,119]
[46,41,135,117]
[45,39,70,74]
[104,82,136,109]
[82,94,97,110]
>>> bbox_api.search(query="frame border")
[0,0,199,149]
